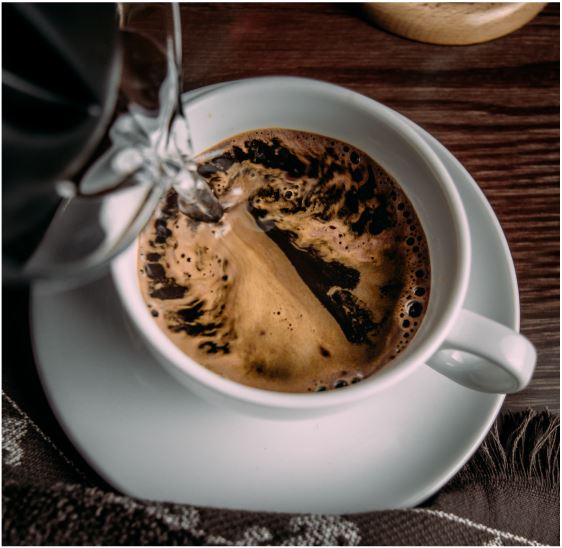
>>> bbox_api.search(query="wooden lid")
[361,3,547,45]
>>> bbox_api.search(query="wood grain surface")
[125,3,559,412]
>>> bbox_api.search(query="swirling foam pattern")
[138,130,430,393]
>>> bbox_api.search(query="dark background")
[3,3,559,458]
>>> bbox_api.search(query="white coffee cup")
[111,77,536,418]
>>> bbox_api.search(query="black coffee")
[138,129,430,393]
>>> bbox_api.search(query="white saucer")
[31,86,519,513]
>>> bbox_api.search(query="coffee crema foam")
[138,129,430,393]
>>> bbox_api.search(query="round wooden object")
[362,3,547,46]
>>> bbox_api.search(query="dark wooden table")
[4,4,558,421]
[171,2,559,412]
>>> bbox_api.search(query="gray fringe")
[450,410,559,490]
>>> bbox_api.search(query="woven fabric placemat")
[2,388,559,546]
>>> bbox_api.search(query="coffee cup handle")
[426,308,536,393]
